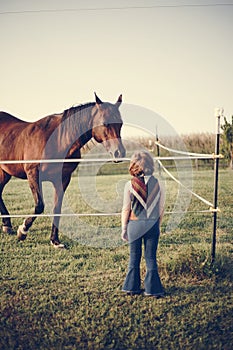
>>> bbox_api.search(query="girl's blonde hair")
[129,151,154,177]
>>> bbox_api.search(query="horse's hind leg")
[0,169,13,234]
[17,168,44,241]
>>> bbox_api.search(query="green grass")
[0,169,232,349]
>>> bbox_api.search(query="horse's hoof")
[2,226,13,234]
[50,241,65,249]
[17,225,27,241]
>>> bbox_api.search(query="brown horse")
[0,93,125,248]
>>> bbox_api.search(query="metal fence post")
[211,108,223,263]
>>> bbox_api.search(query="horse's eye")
[103,123,110,128]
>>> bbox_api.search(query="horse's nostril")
[114,150,120,158]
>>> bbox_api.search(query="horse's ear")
[94,92,103,106]
[115,94,122,108]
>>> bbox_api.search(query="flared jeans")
[122,220,164,295]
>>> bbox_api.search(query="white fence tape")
[154,140,217,158]
[158,160,214,208]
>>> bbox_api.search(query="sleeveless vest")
[130,176,160,221]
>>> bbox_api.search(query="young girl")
[121,151,165,297]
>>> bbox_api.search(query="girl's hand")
[121,231,128,242]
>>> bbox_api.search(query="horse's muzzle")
[110,146,126,163]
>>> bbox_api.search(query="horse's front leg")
[50,175,71,248]
[0,169,13,234]
[17,168,44,241]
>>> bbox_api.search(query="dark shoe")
[122,289,144,296]
[144,292,165,299]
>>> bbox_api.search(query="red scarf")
[131,176,147,206]
[131,176,160,219]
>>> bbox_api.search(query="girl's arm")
[121,182,131,241]
[159,181,165,224]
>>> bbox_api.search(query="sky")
[1,0,233,137]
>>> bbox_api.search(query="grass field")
[0,168,232,349]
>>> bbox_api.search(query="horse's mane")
[56,102,96,146]
[62,102,95,120]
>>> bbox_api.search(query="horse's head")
[91,93,126,160]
